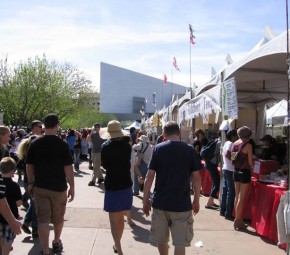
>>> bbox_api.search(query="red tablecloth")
[268,189,286,243]
[251,181,286,242]
[200,168,212,196]
[200,166,287,247]
[200,164,221,196]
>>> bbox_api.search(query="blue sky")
[0,0,287,91]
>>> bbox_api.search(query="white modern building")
[100,62,189,121]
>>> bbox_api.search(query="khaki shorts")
[34,187,67,224]
[150,208,194,247]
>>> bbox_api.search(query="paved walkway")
[11,160,285,255]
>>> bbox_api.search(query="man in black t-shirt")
[26,113,74,255]
[143,121,202,255]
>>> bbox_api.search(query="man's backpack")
[200,139,218,161]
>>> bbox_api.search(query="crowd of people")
[0,115,288,255]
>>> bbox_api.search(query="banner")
[222,77,238,119]
[178,85,221,123]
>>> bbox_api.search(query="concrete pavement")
[11,160,285,255]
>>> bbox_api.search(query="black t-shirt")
[149,140,202,212]
[0,175,6,199]
[0,178,22,224]
[74,137,81,149]
[26,135,73,192]
[101,140,132,191]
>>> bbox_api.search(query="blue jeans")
[24,199,38,232]
[134,160,148,193]
[205,161,220,199]
[74,148,81,170]
[220,170,235,217]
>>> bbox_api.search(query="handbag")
[231,142,248,169]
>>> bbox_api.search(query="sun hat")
[99,120,127,139]
[237,126,252,138]
[139,135,149,143]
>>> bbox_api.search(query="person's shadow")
[129,205,156,246]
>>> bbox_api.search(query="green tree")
[61,107,116,130]
[0,55,95,127]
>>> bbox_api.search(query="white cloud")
[0,0,287,91]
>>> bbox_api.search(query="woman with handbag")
[231,126,254,230]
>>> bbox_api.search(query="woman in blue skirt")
[100,120,133,255]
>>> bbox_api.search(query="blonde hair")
[17,135,38,160]
[0,157,16,174]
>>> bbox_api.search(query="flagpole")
[162,80,164,107]
[171,64,173,102]
[189,33,192,89]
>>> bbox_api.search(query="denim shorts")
[150,208,194,247]
[0,223,15,243]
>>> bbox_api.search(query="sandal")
[205,204,218,210]
[234,219,248,230]
[52,239,63,253]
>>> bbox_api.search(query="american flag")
[189,24,196,45]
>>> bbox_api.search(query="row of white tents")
[144,26,289,141]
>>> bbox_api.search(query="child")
[0,157,22,255]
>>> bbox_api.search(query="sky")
[0,0,287,91]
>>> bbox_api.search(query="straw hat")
[99,120,127,139]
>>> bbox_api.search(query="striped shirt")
[0,175,6,199]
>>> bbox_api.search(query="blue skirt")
[104,187,133,212]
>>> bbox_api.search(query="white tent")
[192,28,289,140]
[124,121,141,130]
[266,99,288,125]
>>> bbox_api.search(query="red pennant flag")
[163,74,167,85]
[173,56,180,71]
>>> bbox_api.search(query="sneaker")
[88,181,95,186]
[52,240,63,253]
[22,224,31,234]
[97,178,105,184]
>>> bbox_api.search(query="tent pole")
[286,0,290,252]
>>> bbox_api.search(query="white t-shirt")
[222,141,235,172]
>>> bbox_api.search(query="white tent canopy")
[189,28,289,140]
[124,121,141,130]
[196,28,288,105]
[266,99,288,125]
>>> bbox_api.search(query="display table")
[200,168,212,196]
[200,163,221,196]
[253,160,280,178]
[251,181,286,242]
[200,164,286,246]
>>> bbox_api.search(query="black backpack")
[200,139,218,161]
